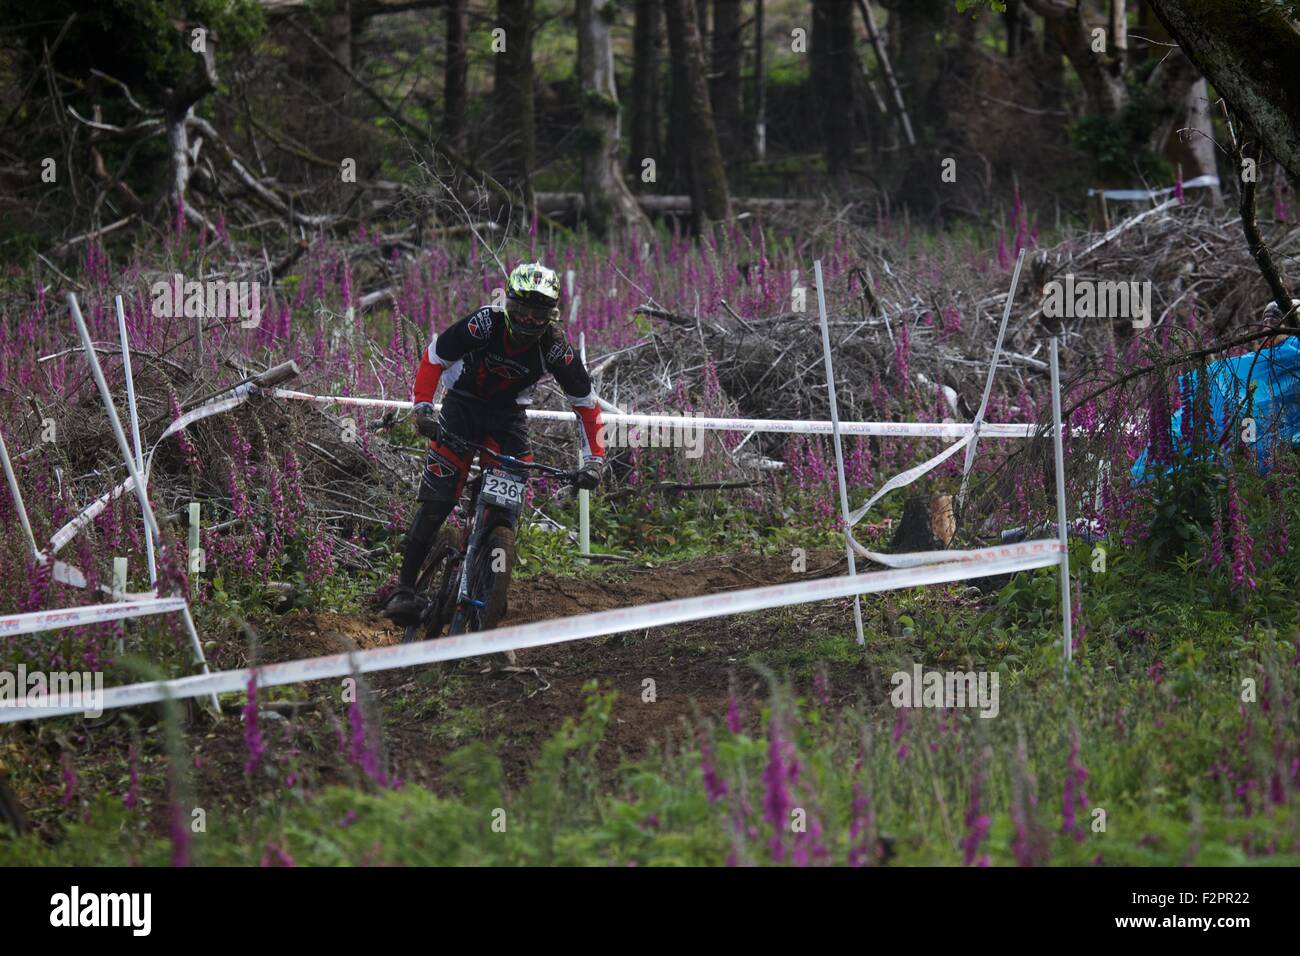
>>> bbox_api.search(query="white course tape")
[1087,174,1220,201]
[0,541,1062,723]
[49,388,255,554]
[268,388,1035,439]
[0,597,187,639]
[848,535,1060,569]
[847,435,971,527]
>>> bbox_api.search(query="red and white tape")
[0,541,1062,723]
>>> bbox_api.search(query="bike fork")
[451,503,490,626]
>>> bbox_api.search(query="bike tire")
[448,523,515,635]
[402,526,464,645]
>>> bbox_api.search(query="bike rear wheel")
[402,526,464,645]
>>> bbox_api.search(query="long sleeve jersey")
[412,305,605,459]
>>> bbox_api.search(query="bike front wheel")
[448,523,515,636]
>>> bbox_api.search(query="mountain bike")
[403,436,578,648]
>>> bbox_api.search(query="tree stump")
[889,494,956,554]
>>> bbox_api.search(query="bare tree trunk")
[493,0,536,208]
[444,0,467,151]
[630,0,661,184]
[578,0,651,237]
[1110,0,1128,54]
[1143,44,1221,201]
[667,4,692,192]
[161,36,219,224]
[665,0,732,228]
[1172,78,1221,201]
[752,0,766,160]
[812,0,855,180]
[1005,0,1025,56]
[711,0,742,158]
[1146,0,1300,182]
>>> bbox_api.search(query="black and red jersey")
[412,306,605,458]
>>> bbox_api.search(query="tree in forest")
[444,0,468,152]
[630,0,662,184]
[880,0,953,136]
[752,0,767,160]
[577,0,650,237]
[811,0,856,181]
[664,0,732,228]
[710,0,743,159]
[492,0,537,208]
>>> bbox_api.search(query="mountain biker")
[383,261,606,625]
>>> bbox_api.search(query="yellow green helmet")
[506,261,561,307]
[503,261,561,343]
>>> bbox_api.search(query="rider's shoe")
[382,586,424,626]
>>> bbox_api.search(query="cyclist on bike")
[383,261,606,625]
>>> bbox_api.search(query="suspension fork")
[454,499,519,611]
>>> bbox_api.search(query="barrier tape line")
[0,597,188,638]
[47,385,1037,558]
[50,388,255,555]
[848,532,1039,569]
[0,541,1063,723]
[268,388,1037,439]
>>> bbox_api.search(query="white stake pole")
[116,295,156,589]
[113,556,128,654]
[578,331,591,557]
[958,247,1025,507]
[0,429,40,561]
[189,502,201,565]
[814,260,865,646]
[1050,336,1073,668]
[69,293,219,710]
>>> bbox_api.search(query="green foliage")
[955,0,1007,12]
[1070,91,1175,185]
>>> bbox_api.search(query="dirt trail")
[10,550,870,832]
[268,548,858,789]
[283,549,849,659]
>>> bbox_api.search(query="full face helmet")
[504,261,561,344]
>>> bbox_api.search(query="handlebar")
[445,433,578,483]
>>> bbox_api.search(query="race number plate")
[481,470,525,509]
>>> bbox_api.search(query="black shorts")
[417,394,533,502]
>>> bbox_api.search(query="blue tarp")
[1132,337,1300,479]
